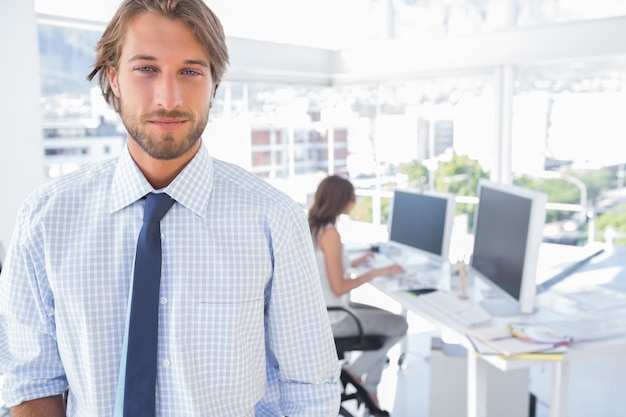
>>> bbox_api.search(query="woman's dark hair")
[308,175,355,239]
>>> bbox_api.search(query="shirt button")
[162,359,170,367]
[160,297,167,305]
[160,232,165,240]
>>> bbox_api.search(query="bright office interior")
[2,1,626,416]
[3,0,626,247]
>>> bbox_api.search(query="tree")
[594,208,626,245]
[397,160,429,189]
[435,151,487,198]
[514,175,579,223]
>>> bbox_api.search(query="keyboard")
[415,290,492,326]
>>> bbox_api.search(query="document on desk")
[539,315,626,342]
[368,252,396,268]
[466,323,570,357]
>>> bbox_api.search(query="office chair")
[327,306,390,417]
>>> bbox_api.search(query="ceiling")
[34,0,626,51]
[34,0,375,50]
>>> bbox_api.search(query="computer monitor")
[387,189,456,262]
[470,180,547,315]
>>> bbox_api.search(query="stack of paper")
[466,323,570,358]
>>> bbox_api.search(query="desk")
[367,244,626,417]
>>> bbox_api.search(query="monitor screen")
[387,189,456,261]
[470,180,547,315]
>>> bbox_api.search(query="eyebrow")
[128,55,210,68]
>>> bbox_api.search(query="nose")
[155,74,182,110]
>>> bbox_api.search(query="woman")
[308,175,408,408]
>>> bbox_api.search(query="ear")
[106,65,121,97]
[209,84,218,109]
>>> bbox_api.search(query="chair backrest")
[334,336,385,359]
[327,306,385,359]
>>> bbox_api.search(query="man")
[0,0,340,416]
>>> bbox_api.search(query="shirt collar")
[109,141,213,219]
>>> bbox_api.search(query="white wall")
[0,1,46,249]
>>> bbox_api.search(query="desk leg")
[467,351,487,417]
[466,351,529,417]
[399,307,409,366]
[549,361,569,417]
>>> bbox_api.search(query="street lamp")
[532,170,593,242]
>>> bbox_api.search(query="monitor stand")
[479,298,523,317]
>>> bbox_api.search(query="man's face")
[106,13,216,161]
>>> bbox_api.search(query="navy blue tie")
[124,193,175,417]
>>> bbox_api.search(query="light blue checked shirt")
[0,143,340,416]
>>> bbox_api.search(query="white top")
[313,224,351,323]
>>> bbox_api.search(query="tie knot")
[143,193,175,223]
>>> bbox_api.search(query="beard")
[119,102,209,161]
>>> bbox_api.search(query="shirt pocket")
[172,297,266,394]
